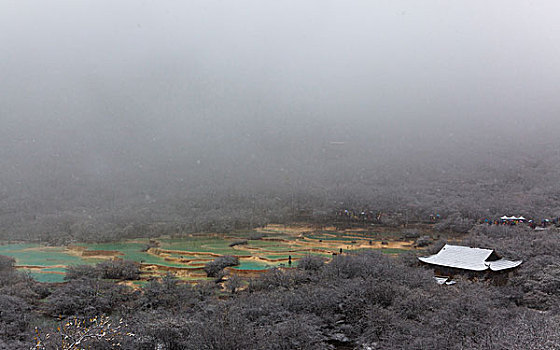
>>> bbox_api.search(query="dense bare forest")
[2,143,560,348]
[2,123,560,244]
[1,223,560,349]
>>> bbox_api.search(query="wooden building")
[418,244,522,284]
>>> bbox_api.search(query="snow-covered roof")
[500,215,527,220]
[487,259,522,271]
[418,244,522,272]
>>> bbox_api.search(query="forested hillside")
[1,132,559,243]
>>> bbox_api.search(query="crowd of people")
[480,216,560,229]
[334,208,442,225]
[335,209,381,222]
[334,207,559,230]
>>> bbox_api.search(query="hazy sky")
[1,1,560,189]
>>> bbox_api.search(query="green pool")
[0,227,410,282]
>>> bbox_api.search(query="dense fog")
[2,1,560,239]
[3,4,560,349]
